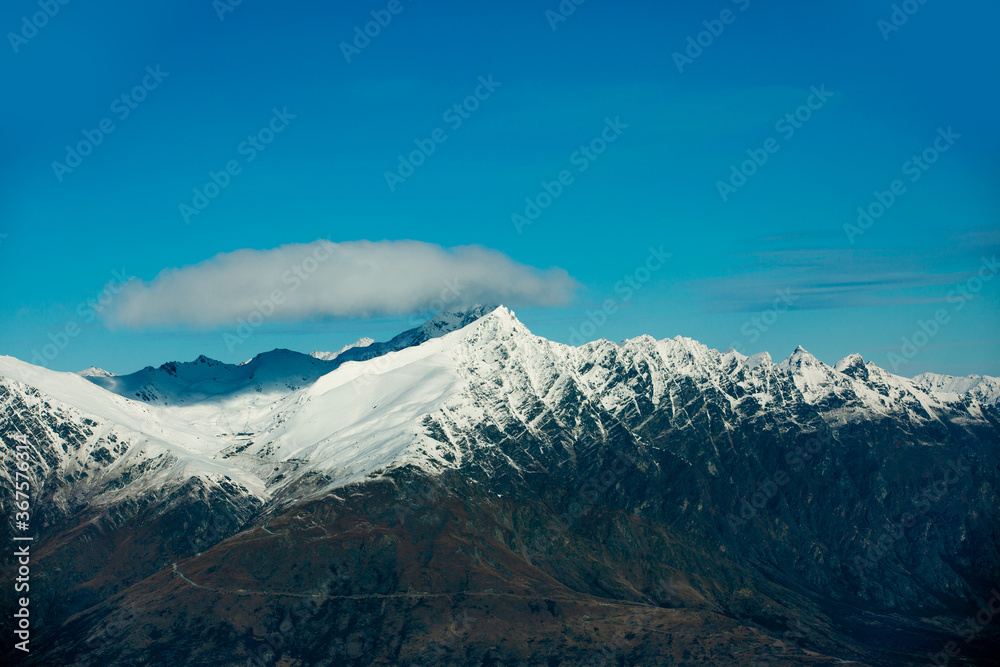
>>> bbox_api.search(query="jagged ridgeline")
[1,307,999,665]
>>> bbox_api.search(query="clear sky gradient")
[2,0,998,376]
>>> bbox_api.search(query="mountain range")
[1,306,998,665]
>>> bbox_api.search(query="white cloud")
[105,240,577,328]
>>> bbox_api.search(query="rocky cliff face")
[2,307,998,665]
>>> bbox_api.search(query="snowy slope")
[0,356,269,505]
[232,329,477,495]
[2,306,997,517]
[86,350,337,406]
[912,372,1000,407]
[0,308,508,510]
[87,307,500,407]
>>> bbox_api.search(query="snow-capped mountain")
[84,307,499,407]
[2,306,998,666]
[912,371,1000,407]
[309,337,375,361]
[8,306,993,509]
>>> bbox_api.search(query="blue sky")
[1,0,998,376]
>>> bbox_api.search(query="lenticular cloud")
[104,240,577,328]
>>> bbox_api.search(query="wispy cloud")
[691,244,998,312]
[951,228,1000,251]
[105,240,577,329]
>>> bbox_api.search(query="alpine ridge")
[1,305,998,666]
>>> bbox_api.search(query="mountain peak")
[835,353,863,368]
[835,353,865,372]
[77,366,114,378]
[417,305,502,337]
[777,346,828,380]
[781,345,819,364]
[310,337,375,361]
[835,353,868,380]
[746,351,772,369]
